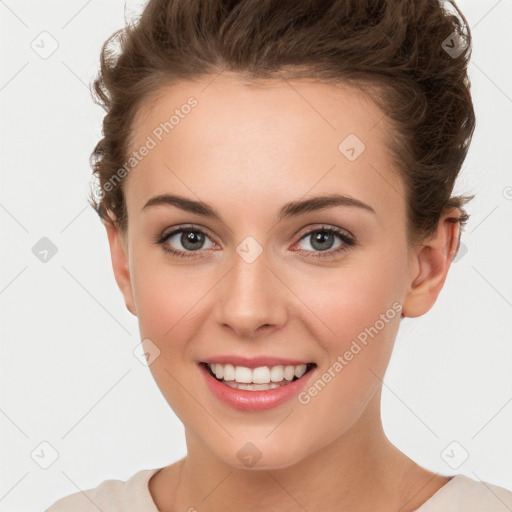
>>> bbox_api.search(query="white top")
[45,468,512,511]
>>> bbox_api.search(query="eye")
[292,225,356,259]
[154,224,356,260]
[155,225,216,259]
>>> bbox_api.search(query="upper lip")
[200,355,315,369]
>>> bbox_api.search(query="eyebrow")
[142,193,376,221]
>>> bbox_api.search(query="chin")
[209,435,313,471]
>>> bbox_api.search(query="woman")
[46,0,512,510]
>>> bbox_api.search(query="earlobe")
[402,208,461,318]
[104,221,137,316]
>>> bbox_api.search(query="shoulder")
[415,474,512,512]
[44,468,162,512]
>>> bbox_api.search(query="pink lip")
[200,355,313,368]
[198,362,317,411]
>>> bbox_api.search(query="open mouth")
[200,362,317,391]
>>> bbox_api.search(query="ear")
[104,221,137,316]
[402,207,462,318]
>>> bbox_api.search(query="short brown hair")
[89,0,475,247]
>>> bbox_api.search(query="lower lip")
[198,362,317,412]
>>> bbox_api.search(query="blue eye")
[155,224,355,260]
[156,225,215,259]
[294,225,355,258]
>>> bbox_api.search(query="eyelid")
[294,223,354,241]
[158,223,217,243]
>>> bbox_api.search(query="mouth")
[199,361,317,391]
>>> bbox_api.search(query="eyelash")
[154,224,356,260]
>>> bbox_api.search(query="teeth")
[223,381,289,391]
[207,362,309,384]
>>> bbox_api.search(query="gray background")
[0,0,511,510]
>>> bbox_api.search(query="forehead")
[124,73,404,218]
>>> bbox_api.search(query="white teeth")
[214,363,223,379]
[223,364,235,381]
[235,366,252,383]
[223,381,289,391]
[207,362,309,384]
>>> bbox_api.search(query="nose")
[214,247,288,339]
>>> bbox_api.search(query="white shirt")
[45,467,512,511]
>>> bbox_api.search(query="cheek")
[285,253,405,412]
[290,271,402,438]
[129,260,208,420]
[290,256,403,345]
[129,250,199,345]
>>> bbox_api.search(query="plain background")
[0,0,511,510]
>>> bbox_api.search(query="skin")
[105,73,460,512]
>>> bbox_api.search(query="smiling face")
[105,72,452,470]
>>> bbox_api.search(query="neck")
[152,388,445,512]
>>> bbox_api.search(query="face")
[106,73,450,469]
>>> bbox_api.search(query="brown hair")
[88,0,475,247]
